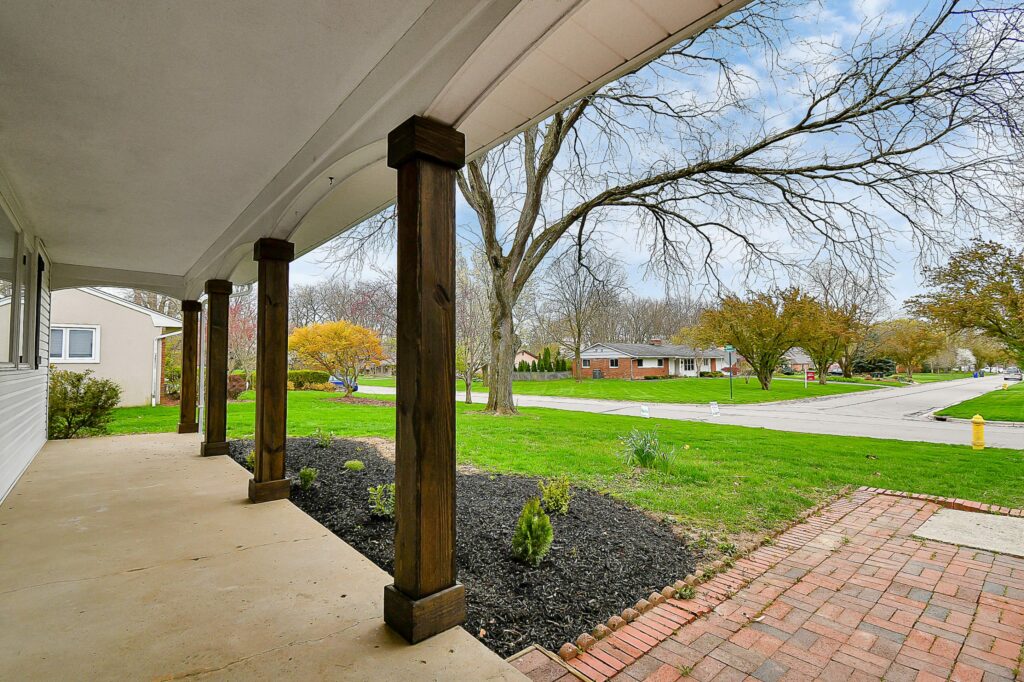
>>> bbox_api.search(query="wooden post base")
[383,583,465,644]
[248,478,290,503]
[177,423,199,434]
[200,441,229,457]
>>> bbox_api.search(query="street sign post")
[725,345,734,400]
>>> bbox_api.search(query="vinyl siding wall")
[0,243,49,502]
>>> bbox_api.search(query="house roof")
[75,288,183,328]
[581,342,728,360]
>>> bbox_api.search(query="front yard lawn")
[360,375,880,404]
[935,382,1024,422]
[108,390,1024,534]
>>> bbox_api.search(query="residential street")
[360,376,1024,449]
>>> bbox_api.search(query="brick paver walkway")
[515,490,1024,682]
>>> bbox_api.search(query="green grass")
[910,372,974,383]
[107,390,1024,534]
[362,375,878,404]
[935,382,1024,422]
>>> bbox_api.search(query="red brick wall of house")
[576,357,669,380]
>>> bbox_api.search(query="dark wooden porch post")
[177,300,201,434]
[201,279,232,456]
[383,116,465,643]
[249,238,294,503]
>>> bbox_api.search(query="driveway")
[360,376,1023,449]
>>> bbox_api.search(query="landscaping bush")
[48,369,122,439]
[245,450,255,471]
[368,483,396,518]
[343,459,365,471]
[699,370,724,378]
[511,498,553,567]
[538,475,572,515]
[305,382,336,392]
[313,426,332,448]
[618,428,675,471]
[227,374,246,399]
[298,466,319,490]
[288,369,331,389]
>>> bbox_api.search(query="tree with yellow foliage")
[289,320,384,397]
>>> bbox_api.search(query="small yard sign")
[709,401,720,417]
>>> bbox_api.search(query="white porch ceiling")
[0,0,748,299]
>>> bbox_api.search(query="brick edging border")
[860,486,1024,517]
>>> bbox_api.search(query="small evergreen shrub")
[618,428,675,471]
[298,466,319,490]
[538,475,572,515]
[343,459,365,471]
[312,426,332,448]
[368,483,396,518]
[699,370,724,378]
[511,498,554,567]
[245,450,256,471]
[48,368,123,439]
[530,360,538,372]
[287,369,331,388]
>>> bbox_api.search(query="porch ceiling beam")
[249,238,294,504]
[383,116,465,644]
[201,280,232,457]
[177,301,201,434]
[49,262,186,299]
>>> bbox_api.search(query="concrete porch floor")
[0,433,524,680]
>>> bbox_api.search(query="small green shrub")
[48,368,123,439]
[312,426,332,448]
[298,466,319,490]
[288,369,331,389]
[538,475,572,515]
[344,459,365,471]
[368,483,396,518]
[511,498,554,567]
[245,450,256,471]
[618,428,675,471]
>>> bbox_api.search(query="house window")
[683,358,695,371]
[0,228,13,365]
[702,358,710,368]
[657,358,664,367]
[50,326,99,363]
[581,359,590,368]
[609,358,619,368]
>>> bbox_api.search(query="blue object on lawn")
[329,377,358,392]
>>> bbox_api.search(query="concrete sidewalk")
[360,377,1023,449]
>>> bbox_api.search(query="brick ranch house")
[577,339,729,379]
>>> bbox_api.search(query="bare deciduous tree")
[541,254,625,381]
[455,249,490,404]
[328,0,1024,413]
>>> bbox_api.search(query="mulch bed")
[228,438,701,659]
[326,396,394,407]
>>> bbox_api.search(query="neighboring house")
[1,288,181,406]
[514,349,538,367]
[578,339,728,379]
[784,348,814,372]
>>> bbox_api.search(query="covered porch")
[0,432,521,680]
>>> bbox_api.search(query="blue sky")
[290,0,986,313]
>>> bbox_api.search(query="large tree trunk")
[485,303,517,414]
[464,378,473,405]
[573,345,583,383]
[756,366,773,390]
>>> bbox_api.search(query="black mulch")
[228,437,702,659]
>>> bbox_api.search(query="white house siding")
[0,246,49,502]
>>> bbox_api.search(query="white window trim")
[609,358,619,368]
[683,358,696,371]
[581,358,591,368]
[50,325,101,363]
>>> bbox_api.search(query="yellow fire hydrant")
[971,414,985,451]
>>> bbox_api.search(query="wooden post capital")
[253,238,295,262]
[204,279,233,296]
[387,116,465,170]
[181,300,202,313]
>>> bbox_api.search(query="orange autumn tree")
[288,320,384,396]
